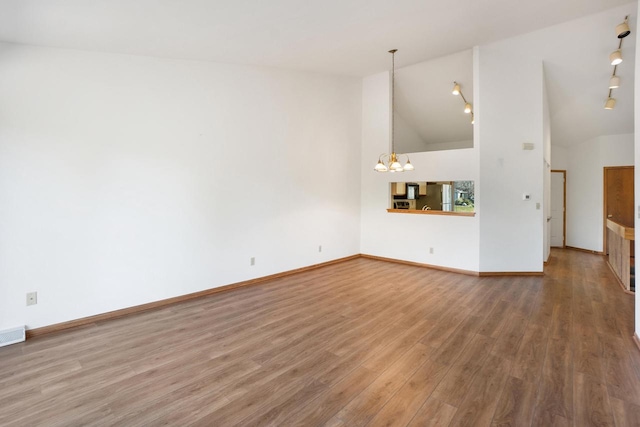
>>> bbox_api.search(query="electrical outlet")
[429,247,434,254]
[318,245,322,253]
[26,292,37,306]
[250,257,255,266]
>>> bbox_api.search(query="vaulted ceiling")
[0,0,636,146]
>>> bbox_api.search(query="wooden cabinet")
[392,182,406,196]
[418,182,427,196]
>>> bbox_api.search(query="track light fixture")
[616,17,631,38]
[452,81,474,124]
[610,49,623,65]
[373,49,414,173]
[609,76,620,89]
[604,16,630,110]
[604,97,616,110]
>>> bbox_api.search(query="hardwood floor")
[1,249,639,426]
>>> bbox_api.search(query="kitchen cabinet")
[392,182,406,196]
[418,182,427,196]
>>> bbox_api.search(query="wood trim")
[360,254,479,276]
[386,209,476,217]
[633,333,640,353]
[605,260,635,295]
[551,170,567,248]
[606,219,635,241]
[603,165,634,254]
[565,245,605,255]
[478,271,544,277]
[360,254,544,276]
[26,254,361,339]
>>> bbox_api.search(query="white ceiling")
[0,0,633,76]
[0,0,636,147]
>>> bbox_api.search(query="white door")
[550,171,565,247]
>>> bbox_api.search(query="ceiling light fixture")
[604,16,630,110]
[604,96,616,110]
[616,17,631,38]
[452,81,474,124]
[610,49,623,65]
[374,49,413,173]
[609,75,620,89]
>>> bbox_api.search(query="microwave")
[394,200,416,209]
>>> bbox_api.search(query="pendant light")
[374,49,413,173]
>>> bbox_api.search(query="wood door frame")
[603,165,634,255]
[551,170,567,248]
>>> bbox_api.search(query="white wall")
[552,134,634,252]
[0,43,362,330]
[551,145,570,170]
[359,71,480,272]
[543,76,552,262]
[477,46,545,272]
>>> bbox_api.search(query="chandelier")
[374,49,414,173]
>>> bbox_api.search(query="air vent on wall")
[0,326,26,347]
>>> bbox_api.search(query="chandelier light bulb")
[452,83,460,95]
[374,160,388,172]
[464,103,472,114]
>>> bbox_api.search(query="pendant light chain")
[373,49,414,173]
[390,49,395,154]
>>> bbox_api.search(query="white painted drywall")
[551,145,570,170]
[543,77,552,262]
[359,71,480,272]
[394,49,474,151]
[0,43,362,331]
[476,45,545,272]
[552,134,634,252]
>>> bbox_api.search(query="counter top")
[387,209,475,217]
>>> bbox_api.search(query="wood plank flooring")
[1,249,639,426]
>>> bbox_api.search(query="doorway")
[550,170,566,248]
[603,166,634,255]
